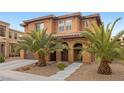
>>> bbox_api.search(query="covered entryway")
[74,43,82,62]
[61,42,68,61]
[50,52,56,61]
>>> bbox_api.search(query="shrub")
[0,54,5,63]
[57,63,67,70]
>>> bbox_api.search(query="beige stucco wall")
[25,17,74,33]
[25,19,56,34]
[24,16,98,35]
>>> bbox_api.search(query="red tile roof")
[21,12,101,26]
[23,15,55,23]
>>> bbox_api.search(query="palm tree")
[16,29,63,66]
[81,18,124,75]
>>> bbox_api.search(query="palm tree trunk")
[41,55,47,66]
[36,55,47,66]
[97,59,112,75]
[33,53,47,66]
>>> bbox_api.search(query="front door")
[74,49,82,62]
[50,52,56,61]
[61,49,68,61]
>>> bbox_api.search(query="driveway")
[0,59,82,81]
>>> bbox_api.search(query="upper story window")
[9,32,12,38]
[0,26,5,37]
[36,23,44,31]
[14,33,17,39]
[65,20,72,31]
[84,20,90,28]
[58,20,64,32]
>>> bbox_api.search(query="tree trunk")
[41,55,47,66]
[33,53,47,66]
[97,60,112,75]
[36,55,47,67]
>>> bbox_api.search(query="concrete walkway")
[0,59,51,81]
[0,59,36,70]
[0,70,52,81]
[50,63,82,80]
[0,60,82,81]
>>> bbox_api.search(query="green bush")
[57,63,67,70]
[0,54,5,63]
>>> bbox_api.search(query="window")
[36,23,44,31]
[84,20,90,28]
[14,33,17,39]
[58,20,64,31]
[9,32,12,38]
[66,20,72,31]
[0,26,5,36]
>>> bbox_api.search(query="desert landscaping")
[16,63,61,76]
[66,62,124,81]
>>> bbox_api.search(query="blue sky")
[0,12,124,36]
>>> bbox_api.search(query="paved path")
[50,63,82,80]
[0,60,82,81]
[0,59,51,81]
[0,70,52,81]
[0,59,36,70]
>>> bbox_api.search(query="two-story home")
[21,12,101,63]
[0,20,24,57]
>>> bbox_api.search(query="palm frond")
[81,18,124,63]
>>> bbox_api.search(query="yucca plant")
[81,18,124,75]
[16,29,63,66]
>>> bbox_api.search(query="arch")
[74,43,82,47]
[62,42,68,48]
[73,43,82,62]
[61,42,68,61]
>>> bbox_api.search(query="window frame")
[65,19,72,31]
[84,20,90,28]
[58,20,64,32]
[0,25,6,37]
[36,22,45,31]
[14,33,17,39]
[9,32,12,38]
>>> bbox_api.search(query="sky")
[0,12,124,36]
